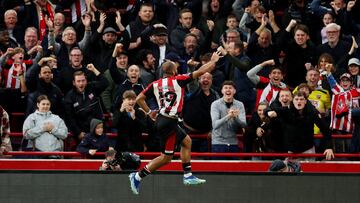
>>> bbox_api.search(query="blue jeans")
[211,144,240,160]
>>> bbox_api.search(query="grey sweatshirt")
[210,98,247,145]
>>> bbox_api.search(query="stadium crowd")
[0,0,359,160]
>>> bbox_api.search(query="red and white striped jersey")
[255,76,287,108]
[330,84,360,132]
[143,74,192,117]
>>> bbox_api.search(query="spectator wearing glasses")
[48,13,92,68]
[54,47,97,95]
[317,23,353,77]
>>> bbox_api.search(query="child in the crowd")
[115,90,147,153]
[245,101,272,158]
[77,119,114,157]
[0,47,31,92]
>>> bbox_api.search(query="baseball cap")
[348,58,360,66]
[340,73,351,80]
[103,27,117,35]
[268,159,286,172]
[153,26,168,36]
[117,51,128,57]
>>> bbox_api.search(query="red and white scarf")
[259,81,287,104]
[37,2,55,41]
[5,63,26,89]
[71,0,86,23]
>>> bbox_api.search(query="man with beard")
[25,57,64,118]
[111,64,145,120]
[218,41,253,114]
[183,72,219,152]
[267,91,334,160]
[170,8,204,51]
[64,64,108,144]
[0,29,18,53]
[317,23,353,77]
[140,24,173,69]
[179,33,200,63]
[129,51,221,195]
[88,11,129,73]
[101,46,128,113]
[137,49,156,87]
[54,47,96,95]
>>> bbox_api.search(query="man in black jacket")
[25,57,64,118]
[54,47,96,94]
[126,2,157,64]
[64,64,108,143]
[267,91,334,160]
[88,10,130,73]
[170,8,204,51]
[140,24,174,69]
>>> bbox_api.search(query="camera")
[105,151,141,170]
[106,156,120,167]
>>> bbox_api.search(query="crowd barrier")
[2,158,360,173]
[3,151,360,159]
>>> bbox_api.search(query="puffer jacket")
[23,110,68,151]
